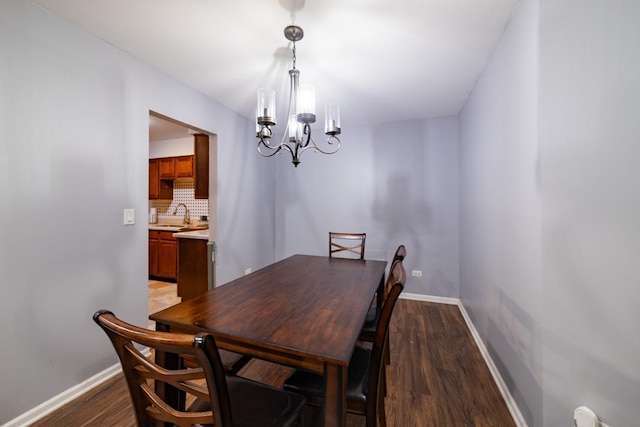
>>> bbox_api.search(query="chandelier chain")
[292,41,297,70]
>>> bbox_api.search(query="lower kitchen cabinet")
[149,231,177,281]
[176,237,208,300]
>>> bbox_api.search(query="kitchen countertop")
[148,224,208,232]
[173,229,210,240]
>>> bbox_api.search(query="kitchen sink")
[181,226,208,230]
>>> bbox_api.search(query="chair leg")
[381,333,391,397]
[377,376,387,427]
[384,336,391,365]
[382,363,387,397]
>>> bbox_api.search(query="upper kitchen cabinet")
[194,134,209,199]
[175,156,194,177]
[149,159,173,199]
[159,156,194,179]
[149,140,208,200]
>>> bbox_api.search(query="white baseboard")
[400,291,459,305]
[400,292,528,427]
[2,363,122,427]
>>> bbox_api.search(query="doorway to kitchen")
[147,111,216,327]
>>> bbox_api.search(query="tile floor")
[147,280,182,328]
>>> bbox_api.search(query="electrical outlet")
[412,270,422,277]
[574,406,599,427]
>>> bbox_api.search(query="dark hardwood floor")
[30,298,515,426]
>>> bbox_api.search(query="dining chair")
[283,280,405,427]
[359,256,406,397]
[93,310,307,427]
[368,244,406,317]
[329,232,366,259]
[360,247,407,345]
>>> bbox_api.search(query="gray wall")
[273,118,460,297]
[540,0,640,425]
[459,0,541,425]
[460,0,640,426]
[0,0,274,423]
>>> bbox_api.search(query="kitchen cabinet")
[149,230,177,281]
[176,236,208,300]
[194,134,209,199]
[150,134,207,200]
[175,155,194,177]
[149,233,158,275]
[158,157,174,178]
[149,159,173,200]
[158,156,193,179]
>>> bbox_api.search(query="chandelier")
[256,25,341,167]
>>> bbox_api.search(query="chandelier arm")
[296,135,341,157]
[279,142,298,166]
[313,135,342,155]
[300,123,312,148]
[257,127,283,158]
[257,135,298,164]
[257,141,282,158]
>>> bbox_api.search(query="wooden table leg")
[376,273,385,308]
[323,363,347,427]
[155,323,185,427]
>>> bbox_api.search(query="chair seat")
[359,306,379,341]
[284,346,371,405]
[228,376,307,427]
[189,376,307,427]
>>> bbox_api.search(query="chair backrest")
[329,232,366,260]
[383,258,407,302]
[93,310,232,427]
[392,244,406,264]
[366,275,405,423]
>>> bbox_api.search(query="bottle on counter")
[149,208,157,224]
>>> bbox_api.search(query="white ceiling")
[149,114,194,142]
[31,0,518,128]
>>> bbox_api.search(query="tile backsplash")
[149,178,209,220]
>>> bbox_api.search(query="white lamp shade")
[296,84,316,124]
[257,88,276,125]
[288,115,302,142]
[324,104,341,135]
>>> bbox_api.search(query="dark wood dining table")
[149,254,387,427]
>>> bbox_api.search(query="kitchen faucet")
[173,203,191,225]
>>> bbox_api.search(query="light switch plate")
[123,208,135,225]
